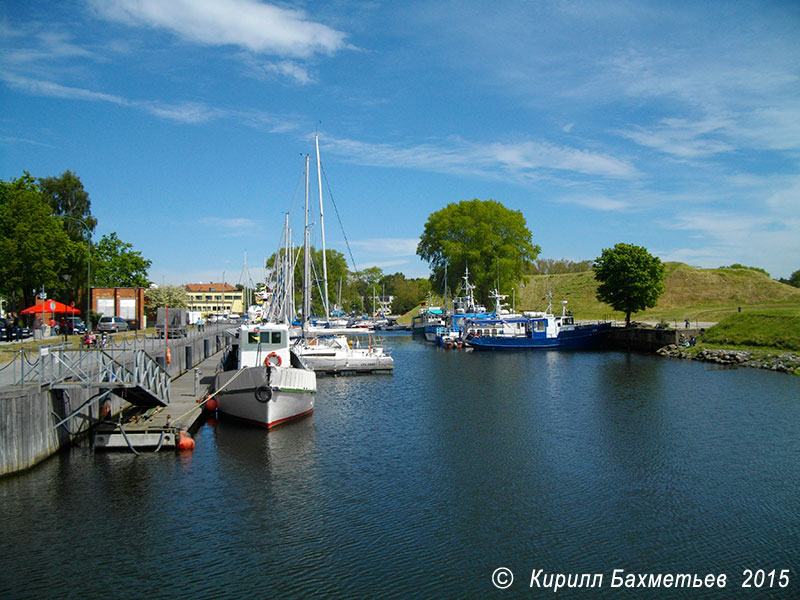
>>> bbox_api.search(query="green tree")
[350,266,384,313]
[38,170,97,243]
[92,233,152,287]
[789,269,800,288]
[417,199,540,304]
[0,173,79,309]
[145,285,188,310]
[593,243,666,326]
[386,275,431,314]
[267,246,351,316]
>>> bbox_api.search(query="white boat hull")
[214,366,315,428]
[300,351,394,373]
[293,335,394,373]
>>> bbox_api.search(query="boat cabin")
[237,323,292,368]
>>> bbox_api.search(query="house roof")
[185,282,237,293]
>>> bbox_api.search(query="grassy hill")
[396,263,800,325]
[510,263,800,323]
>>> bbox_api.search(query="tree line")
[0,171,151,313]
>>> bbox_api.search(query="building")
[185,283,243,316]
[91,287,146,326]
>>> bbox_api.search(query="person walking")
[60,317,68,341]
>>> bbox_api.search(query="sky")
[2,0,799,287]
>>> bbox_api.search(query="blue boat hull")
[468,323,612,351]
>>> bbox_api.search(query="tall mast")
[283,212,290,324]
[316,134,330,323]
[303,154,311,328]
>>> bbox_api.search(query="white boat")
[293,334,393,373]
[214,322,316,428]
[290,134,394,374]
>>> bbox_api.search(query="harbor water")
[1,333,799,598]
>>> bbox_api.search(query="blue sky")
[2,0,799,286]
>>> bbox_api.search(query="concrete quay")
[0,329,230,477]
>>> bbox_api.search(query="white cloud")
[88,0,350,59]
[557,195,630,211]
[0,72,128,105]
[324,136,637,180]
[349,238,420,256]
[618,117,736,158]
[199,216,260,229]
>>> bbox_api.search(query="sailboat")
[212,183,317,429]
[292,134,394,374]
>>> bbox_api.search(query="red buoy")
[205,397,218,411]
[176,430,195,451]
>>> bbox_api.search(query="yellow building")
[185,283,243,316]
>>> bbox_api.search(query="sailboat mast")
[303,154,311,327]
[316,134,330,323]
[283,212,290,324]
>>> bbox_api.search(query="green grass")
[701,312,800,352]
[516,263,800,323]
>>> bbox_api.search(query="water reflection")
[1,337,799,599]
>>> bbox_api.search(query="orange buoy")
[176,430,195,451]
[166,347,172,364]
[205,397,218,411]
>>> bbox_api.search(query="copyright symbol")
[492,567,514,589]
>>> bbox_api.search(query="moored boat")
[214,322,316,428]
[293,333,394,373]
[465,301,611,350]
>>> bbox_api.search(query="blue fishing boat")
[465,300,611,350]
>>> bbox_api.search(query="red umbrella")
[20,299,82,315]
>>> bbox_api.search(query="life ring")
[265,352,282,367]
[165,347,171,364]
[255,385,273,403]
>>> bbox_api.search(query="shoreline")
[656,345,800,375]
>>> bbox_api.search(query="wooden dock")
[94,352,221,451]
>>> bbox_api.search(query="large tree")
[38,170,97,243]
[267,246,352,316]
[380,273,431,314]
[417,199,540,304]
[91,232,152,288]
[0,174,79,309]
[145,285,188,310]
[593,243,666,326]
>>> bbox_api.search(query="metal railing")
[0,323,228,389]
[34,347,170,406]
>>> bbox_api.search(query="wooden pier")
[93,352,221,452]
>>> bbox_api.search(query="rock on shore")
[657,345,800,375]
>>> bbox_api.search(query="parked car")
[125,318,139,331]
[97,316,129,333]
[66,317,87,335]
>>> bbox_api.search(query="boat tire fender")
[255,385,273,403]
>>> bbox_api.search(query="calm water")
[2,334,799,599]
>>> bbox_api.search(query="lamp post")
[55,215,91,330]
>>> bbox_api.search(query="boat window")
[534,320,546,332]
[247,331,283,345]
[491,328,497,335]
